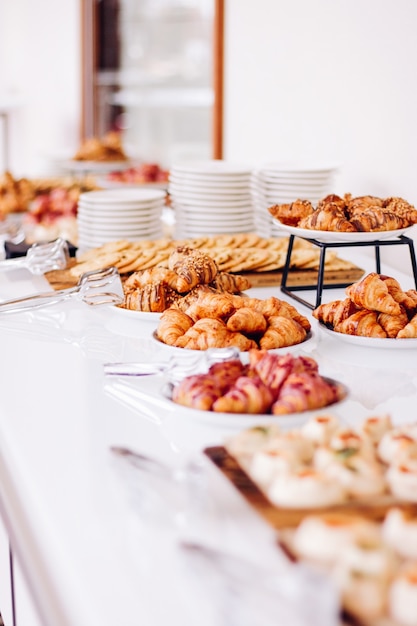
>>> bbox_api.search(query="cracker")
[76,240,131,263]
[70,251,124,277]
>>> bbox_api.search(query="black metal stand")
[280,234,417,310]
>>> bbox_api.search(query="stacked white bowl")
[169,160,255,238]
[77,188,167,251]
[251,161,340,237]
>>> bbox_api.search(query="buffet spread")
[1,156,417,626]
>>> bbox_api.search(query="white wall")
[0,0,81,176]
[224,0,417,199]
[223,0,417,269]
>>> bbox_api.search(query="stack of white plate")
[251,161,340,237]
[169,160,254,238]
[77,188,167,251]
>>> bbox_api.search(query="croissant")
[334,310,388,338]
[298,206,357,232]
[249,351,318,392]
[172,374,224,410]
[272,372,339,415]
[345,273,402,315]
[268,199,314,226]
[350,209,405,232]
[259,316,307,349]
[123,283,176,312]
[184,291,235,321]
[123,267,182,292]
[313,298,359,328]
[383,197,417,225]
[212,376,274,414]
[226,307,267,334]
[155,308,194,345]
[316,194,347,212]
[378,308,409,338]
[345,195,384,216]
[168,246,218,291]
[379,275,417,312]
[397,314,417,338]
[235,296,311,332]
[174,318,230,350]
[210,272,252,293]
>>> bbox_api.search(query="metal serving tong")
[103,346,240,382]
[0,266,124,313]
[0,237,70,275]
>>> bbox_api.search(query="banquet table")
[0,246,416,626]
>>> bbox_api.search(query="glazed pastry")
[384,196,417,224]
[184,290,235,321]
[268,199,314,226]
[378,308,409,338]
[359,414,393,445]
[156,308,194,345]
[382,508,417,560]
[249,351,318,391]
[212,376,274,414]
[334,310,388,338]
[168,246,218,291]
[259,316,307,349]
[298,205,357,232]
[172,373,224,410]
[378,428,417,465]
[345,195,384,215]
[210,271,252,293]
[293,513,380,564]
[226,307,267,334]
[271,372,340,415]
[389,563,417,626]
[316,194,347,212]
[123,283,176,312]
[350,208,405,232]
[268,468,348,508]
[334,536,394,622]
[301,414,340,445]
[345,272,402,315]
[397,313,417,338]
[123,266,183,292]
[312,298,358,328]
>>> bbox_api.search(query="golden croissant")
[210,272,252,293]
[226,307,267,334]
[379,275,417,312]
[156,308,194,345]
[124,267,183,292]
[212,376,274,414]
[313,298,358,328]
[184,290,235,322]
[259,316,307,349]
[334,310,387,338]
[397,314,417,338]
[345,273,402,315]
[268,199,313,226]
[378,309,409,338]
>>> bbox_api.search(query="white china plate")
[272,219,413,243]
[159,374,348,428]
[110,305,161,321]
[79,188,167,203]
[151,329,315,355]
[171,161,252,176]
[169,175,251,188]
[318,322,417,349]
[57,159,134,173]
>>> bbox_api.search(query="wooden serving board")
[45,261,365,292]
[241,264,364,288]
[204,446,417,530]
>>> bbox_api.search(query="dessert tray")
[272,219,414,244]
[318,321,417,350]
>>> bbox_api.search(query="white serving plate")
[151,329,315,355]
[169,175,251,188]
[272,219,414,243]
[79,188,167,204]
[109,305,161,321]
[318,322,417,349]
[171,160,252,176]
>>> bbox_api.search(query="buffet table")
[0,247,416,626]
